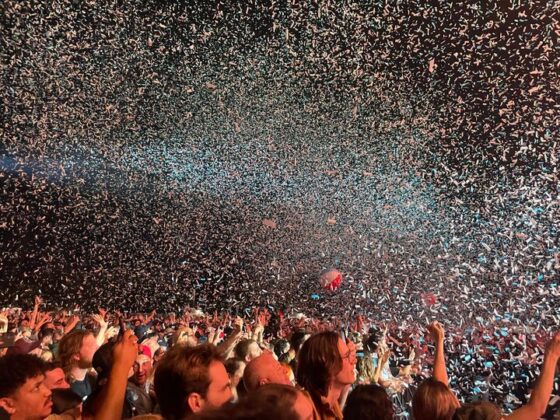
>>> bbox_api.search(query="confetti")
[1,2,558,411]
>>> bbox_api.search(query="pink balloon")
[320,269,343,291]
[421,292,437,306]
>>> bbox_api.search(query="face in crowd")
[77,333,98,369]
[4,374,53,418]
[132,354,153,387]
[155,344,234,419]
[193,360,233,412]
[336,338,357,385]
[0,355,53,419]
[43,367,70,390]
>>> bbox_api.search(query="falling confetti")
[1,8,558,412]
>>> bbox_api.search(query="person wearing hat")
[6,337,41,356]
[84,337,153,417]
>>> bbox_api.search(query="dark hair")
[343,384,394,420]
[452,402,502,420]
[92,341,115,380]
[44,360,63,371]
[279,353,291,364]
[296,331,342,406]
[0,354,46,397]
[233,339,257,361]
[38,327,55,341]
[224,358,244,377]
[412,378,459,420]
[363,332,380,353]
[188,384,301,420]
[155,344,223,420]
[273,339,290,358]
[245,383,299,411]
[289,331,307,353]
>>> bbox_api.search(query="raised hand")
[37,312,52,325]
[544,331,560,361]
[0,312,8,333]
[105,326,119,340]
[408,347,416,361]
[233,316,243,331]
[378,347,391,365]
[427,321,445,343]
[113,329,139,371]
[92,314,108,328]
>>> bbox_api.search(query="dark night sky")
[1,1,558,323]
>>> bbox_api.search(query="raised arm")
[374,347,391,384]
[506,331,560,420]
[427,321,450,386]
[0,311,8,334]
[145,309,156,325]
[32,312,52,333]
[94,330,138,420]
[217,317,243,358]
[92,313,109,346]
[64,314,80,334]
[29,296,42,330]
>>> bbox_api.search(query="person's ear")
[259,378,269,386]
[187,392,204,413]
[0,397,16,414]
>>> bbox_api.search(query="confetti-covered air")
[2,1,558,329]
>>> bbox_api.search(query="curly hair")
[0,354,46,397]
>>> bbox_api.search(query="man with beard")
[57,331,99,399]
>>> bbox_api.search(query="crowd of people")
[0,296,558,419]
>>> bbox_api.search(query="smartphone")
[117,317,127,341]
